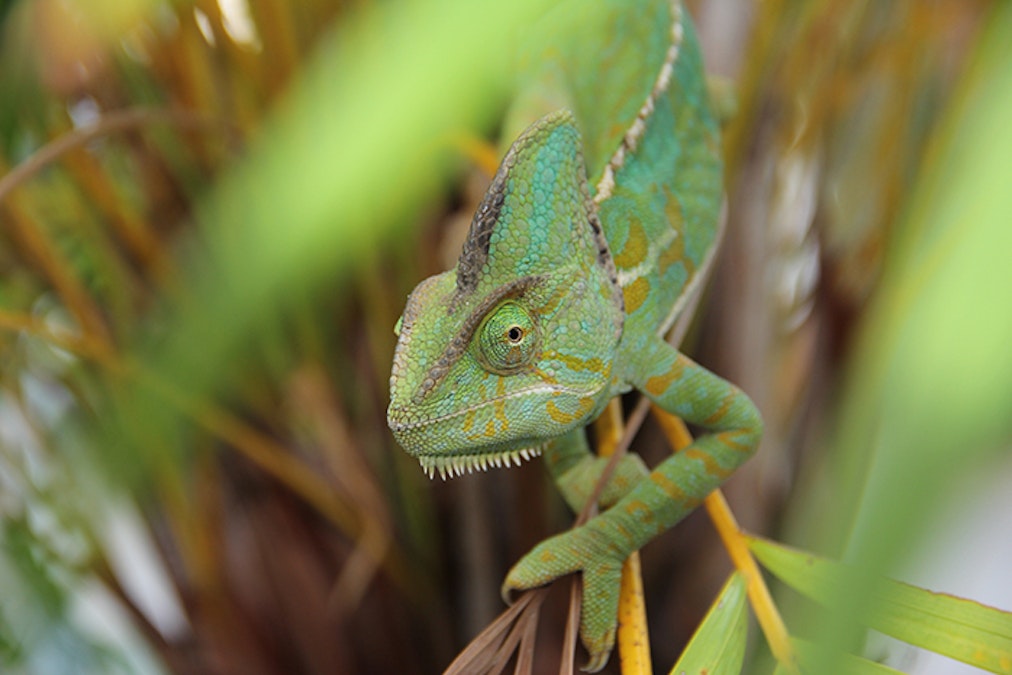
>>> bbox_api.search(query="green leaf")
[790,637,904,674]
[748,536,1012,674]
[668,572,748,675]
[103,0,548,483]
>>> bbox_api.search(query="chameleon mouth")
[417,445,543,480]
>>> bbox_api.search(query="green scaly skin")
[387,1,762,670]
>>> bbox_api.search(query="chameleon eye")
[475,302,539,374]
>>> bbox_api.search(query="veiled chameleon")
[387,0,761,669]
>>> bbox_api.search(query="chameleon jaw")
[417,446,544,480]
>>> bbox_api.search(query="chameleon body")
[387,0,761,669]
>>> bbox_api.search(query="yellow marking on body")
[462,409,476,434]
[485,378,510,435]
[613,218,649,269]
[535,281,570,317]
[622,499,654,523]
[657,227,687,275]
[622,277,651,314]
[484,419,496,438]
[650,471,688,501]
[533,367,560,385]
[657,238,686,275]
[545,396,596,425]
[685,447,731,479]
[612,474,633,493]
[614,522,633,542]
[543,350,607,375]
[658,186,693,275]
[644,359,685,396]
[721,429,755,453]
[702,390,736,426]
[491,376,511,430]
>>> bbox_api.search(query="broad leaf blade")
[748,537,1012,674]
[668,572,748,675]
[791,637,904,674]
[771,658,898,675]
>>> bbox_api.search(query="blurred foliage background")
[0,0,1009,674]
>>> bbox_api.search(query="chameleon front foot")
[502,524,628,672]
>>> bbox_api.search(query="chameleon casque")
[387,0,762,669]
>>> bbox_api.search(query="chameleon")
[387,0,762,670]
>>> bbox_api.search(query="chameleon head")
[387,111,624,479]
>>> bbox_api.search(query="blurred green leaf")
[668,572,748,675]
[112,0,546,478]
[749,536,1012,673]
[829,0,1012,560]
[784,638,902,675]
[781,2,1012,667]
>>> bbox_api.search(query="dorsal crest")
[455,171,504,294]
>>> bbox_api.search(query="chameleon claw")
[500,579,518,606]
[581,649,611,673]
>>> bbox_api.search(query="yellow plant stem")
[651,407,800,675]
[617,552,652,675]
[593,396,626,457]
[596,398,653,675]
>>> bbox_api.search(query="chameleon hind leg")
[504,334,762,671]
